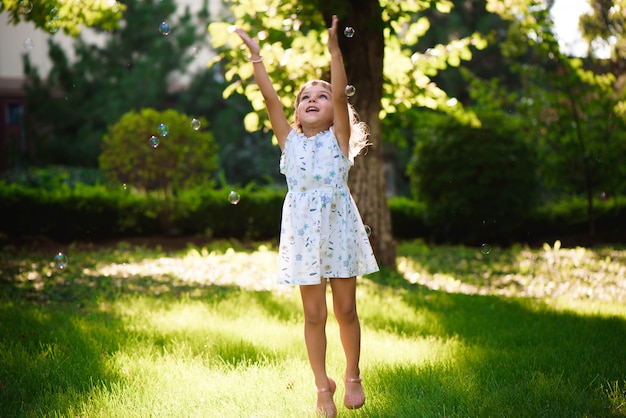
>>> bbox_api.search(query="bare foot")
[316,378,337,417]
[344,377,365,409]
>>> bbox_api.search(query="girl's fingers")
[327,15,339,48]
[329,14,338,34]
[234,28,260,53]
[235,28,250,42]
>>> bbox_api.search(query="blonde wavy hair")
[294,80,370,160]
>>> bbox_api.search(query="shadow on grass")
[0,262,249,417]
[362,273,626,417]
[0,302,124,417]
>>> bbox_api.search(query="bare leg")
[330,277,365,409]
[299,281,336,417]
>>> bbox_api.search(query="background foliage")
[408,111,539,244]
[1,0,124,35]
[1,0,626,246]
[99,108,217,195]
[1,180,624,244]
[21,0,203,167]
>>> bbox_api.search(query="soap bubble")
[364,225,372,237]
[159,21,171,36]
[228,190,241,205]
[480,243,491,255]
[122,183,128,190]
[345,85,356,97]
[23,38,34,51]
[191,46,200,57]
[149,135,159,148]
[54,252,69,269]
[157,123,168,136]
[46,21,60,34]
[344,26,355,38]
[191,118,201,131]
[18,0,33,14]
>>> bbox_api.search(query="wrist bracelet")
[249,55,264,63]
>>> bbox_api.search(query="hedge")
[0,182,283,242]
[0,182,624,244]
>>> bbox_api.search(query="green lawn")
[1,239,625,417]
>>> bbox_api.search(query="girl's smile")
[297,84,334,135]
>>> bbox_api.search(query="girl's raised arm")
[327,15,351,158]
[235,28,291,149]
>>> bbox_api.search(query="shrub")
[0,182,152,240]
[522,195,626,243]
[388,196,427,240]
[407,113,540,245]
[99,108,218,231]
[99,108,217,195]
[1,166,105,188]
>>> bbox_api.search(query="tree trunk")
[326,1,396,269]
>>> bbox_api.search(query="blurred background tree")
[176,71,283,186]
[21,0,201,167]
[486,0,626,236]
[15,0,282,187]
[408,108,539,245]
[1,0,124,35]
[99,108,217,195]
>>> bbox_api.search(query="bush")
[522,195,626,243]
[99,108,217,195]
[1,166,105,188]
[0,182,149,240]
[388,197,427,240]
[407,114,540,245]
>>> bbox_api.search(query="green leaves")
[1,0,125,36]
[99,108,217,195]
[207,0,485,132]
[407,112,539,244]
[21,0,206,168]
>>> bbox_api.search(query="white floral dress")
[277,128,379,285]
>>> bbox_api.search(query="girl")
[235,15,379,417]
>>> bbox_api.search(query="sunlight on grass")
[1,239,625,417]
[73,288,466,418]
[397,240,626,307]
[86,244,290,294]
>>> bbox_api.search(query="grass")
[0,238,625,417]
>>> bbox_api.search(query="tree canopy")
[1,0,124,35]
[207,0,486,131]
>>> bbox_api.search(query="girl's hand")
[235,27,261,57]
[327,15,340,55]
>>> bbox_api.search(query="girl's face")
[295,83,333,132]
